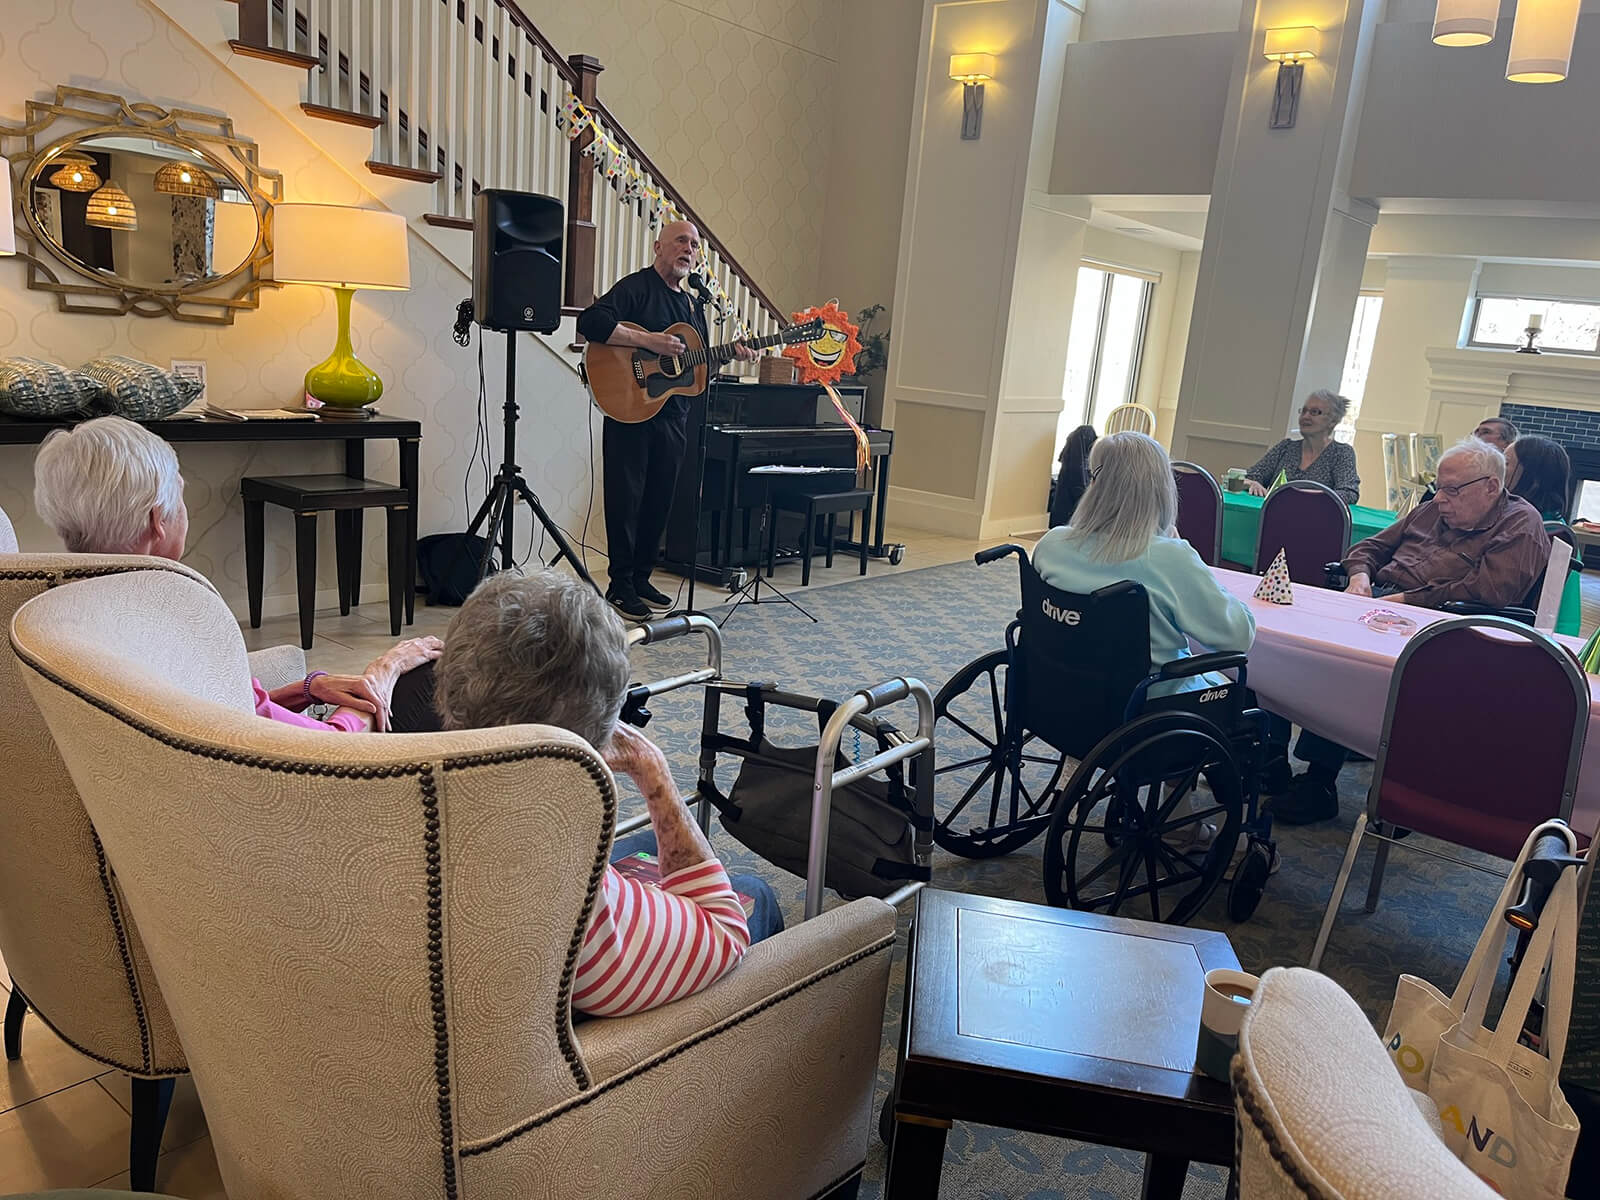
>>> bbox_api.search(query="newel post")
[565,54,604,311]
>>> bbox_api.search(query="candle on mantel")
[1528,312,1544,331]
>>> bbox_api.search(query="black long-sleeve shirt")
[576,265,708,358]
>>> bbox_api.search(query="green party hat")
[1271,468,1289,490]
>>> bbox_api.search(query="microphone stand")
[677,276,720,619]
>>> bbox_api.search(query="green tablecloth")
[1218,490,1581,636]
[1219,490,1395,567]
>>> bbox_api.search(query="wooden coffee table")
[884,889,1241,1199]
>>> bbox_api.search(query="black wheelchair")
[932,544,1277,923]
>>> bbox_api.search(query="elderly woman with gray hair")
[433,569,783,1016]
[1243,389,1361,505]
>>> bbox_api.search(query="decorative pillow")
[79,356,204,421]
[0,356,103,418]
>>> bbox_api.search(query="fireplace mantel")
[1426,346,1600,421]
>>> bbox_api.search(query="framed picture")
[170,359,207,404]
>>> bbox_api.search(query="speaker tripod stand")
[465,331,597,592]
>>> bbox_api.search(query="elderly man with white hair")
[32,415,440,732]
[1267,435,1550,824]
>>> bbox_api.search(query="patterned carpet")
[623,558,1513,1199]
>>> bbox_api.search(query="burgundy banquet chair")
[1309,615,1589,968]
[1172,461,1223,566]
[1254,479,1351,586]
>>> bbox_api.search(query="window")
[1055,264,1155,458]
[1335,291,1383,439]
[1470,296,1600,354]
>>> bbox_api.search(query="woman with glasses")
[1242,389,1361,505]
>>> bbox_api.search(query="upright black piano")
[663,380,898,586]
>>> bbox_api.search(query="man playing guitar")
[577,220,756,620]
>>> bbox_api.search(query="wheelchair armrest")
[1157,652,1247,681]
[1438,601,1537,624]
[975,543,1027,566]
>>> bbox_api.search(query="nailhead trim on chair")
[420,766,459,1200]
[1230,1058,1333,1200]
[446,748,617,1093]
[459,932,898,1157]
[90,828,152,1073]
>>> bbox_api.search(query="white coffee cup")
[1195,968,1259,1082]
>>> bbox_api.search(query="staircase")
[210,0,784,345]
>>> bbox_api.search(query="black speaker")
[472,189,564,334]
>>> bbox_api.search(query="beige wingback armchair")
[1233,967,1497,1199]
[0,547,304,1188]
[12,567,897,1200]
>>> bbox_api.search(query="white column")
[1173,0,1381,478]
[884,0,1084,538]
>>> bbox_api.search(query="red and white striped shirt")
[571,859,751,1017]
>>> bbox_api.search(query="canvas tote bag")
[1383,820,1578,1091]
[1427,867,1581,1200]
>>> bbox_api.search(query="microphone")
[686,271,713,304]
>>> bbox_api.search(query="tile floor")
[4,520,1004,1198]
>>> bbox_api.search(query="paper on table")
[1536,538,1573,633]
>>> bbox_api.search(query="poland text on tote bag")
[1383,820,1577,1091]
[1428,866,1581,1200]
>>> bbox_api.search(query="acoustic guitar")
[585,317,825,424]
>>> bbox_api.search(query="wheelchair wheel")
[1043,713,1242,925]
[931,649,1067,859]
[1227,840,1274,923]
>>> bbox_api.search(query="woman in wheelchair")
[1032,431,1256,695]
[931,431,1278,925]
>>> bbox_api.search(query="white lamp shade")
[1507,0,1581,81]
[1263,27,1321,61]
[0,156,14,256]
[272,203,411,290]
[1433,0,1501,46]
[948,53,996,82]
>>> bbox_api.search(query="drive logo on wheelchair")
[1039,598,1082,626]
[1197,687,1231,703]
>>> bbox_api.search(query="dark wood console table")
[0,413,422,621]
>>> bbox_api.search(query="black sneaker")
[635,579,674,610]
[1269,773,1341,826]
[606,586,651,622]
[1260,755,1295,797]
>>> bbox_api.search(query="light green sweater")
[1031,530,1257,695]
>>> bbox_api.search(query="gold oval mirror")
[24,133,261,292]
[1,87,281,325]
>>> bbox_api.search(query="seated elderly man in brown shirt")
[1344,437,1549,608]
[1267,436,1551,827]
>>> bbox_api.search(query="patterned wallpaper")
[0,0,600,620]
[526,0,844,313]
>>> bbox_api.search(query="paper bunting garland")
[557,90,749,329]
[1253,548,1294,605]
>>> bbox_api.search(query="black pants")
[602,400,689,590]
[1263,714,1348,775]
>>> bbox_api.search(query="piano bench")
[766,485,875,586]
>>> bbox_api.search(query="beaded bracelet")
[303,670,329,705]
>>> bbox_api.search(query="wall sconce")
[949,53,996,140]
[1263,27,1320,129]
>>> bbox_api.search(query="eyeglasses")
[1299,407,1327,418]
[1436,475,1492,499]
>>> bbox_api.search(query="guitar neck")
[682,327,797,368]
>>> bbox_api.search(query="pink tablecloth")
[1212,567,1600,838]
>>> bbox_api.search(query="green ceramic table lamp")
[272,203,411,408]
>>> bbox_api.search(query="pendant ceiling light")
[1507,0,1581,82]
[154,160,220,199]
[1433,0,1501,45]
[49,152,101,193]
[85,181,138,231]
